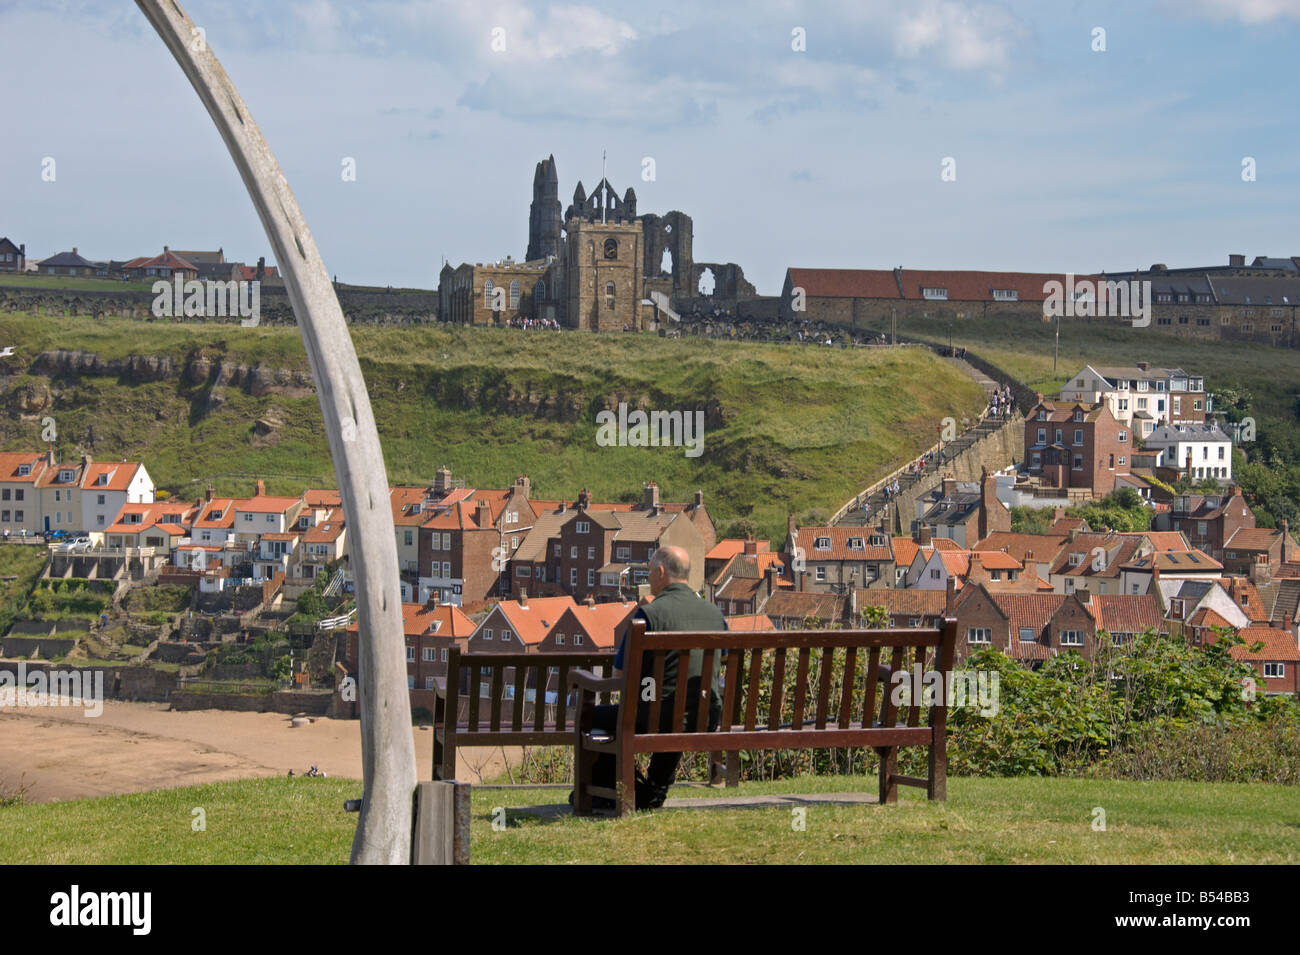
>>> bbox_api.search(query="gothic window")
[536,280,545,300]
[603,238,618,260]
[509,279,521,308]
[483,279,494,308]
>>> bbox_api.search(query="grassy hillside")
[0,774,1293,864]
[0,314,985,542]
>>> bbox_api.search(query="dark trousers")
[591,681,721,793]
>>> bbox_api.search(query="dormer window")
[17,464,30,476]
[814,537,832,550]
[848,537,865,550]
[869,534,886,547]
[98,473,109,485]
[428,620,441,634]
[1074,411,1083,422]
[59,470,75,482]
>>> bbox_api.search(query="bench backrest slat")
[744,648,762,731]
[882,646,905,727]
[467,662,482,730]
[721,649,742,736]
[647,651,666,731]
[696,644,717,733]
[671,656,688,733]
[511,663,527,730]
[489,666,505,732]
[839,646,858,729]
[863,647,881,727]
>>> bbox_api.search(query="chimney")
[585,595,595,607]
[743,537,758,555]
[1282,520,1290,563]
[426,590,440,609]
[514,474,531,499]
[1053,506,1066,521]
[255,479,266,496]
[205,484,214,502]
[643,481,660,510]
[1035,391,1044,405]
[434,467,452,494]
[942,476,957,499]
[559,500,568,513]
[694,490,704,507]
[577,488,591,509]
[945,575,956,615]
[917,522,932,546]
[518,588,528,607]
[766,563,780,595]
[1229,253,1245,267]
[72,247,78,255]
[477,501,491,527]
[1137,361,1151,372]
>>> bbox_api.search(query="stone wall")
[169,687,332,715]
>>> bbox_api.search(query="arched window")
[536,280,545,300]
[509,279,521,308]
[605,281,616,310]
[603,238,618,260]
[483,279,495,308]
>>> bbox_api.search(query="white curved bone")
[135,0,417,864]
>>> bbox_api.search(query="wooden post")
[136,1,418,863]
[411,781,470,865]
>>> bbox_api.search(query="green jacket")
[615,582,727,701]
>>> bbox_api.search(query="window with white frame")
[1264,663,1284,678]
[577,521,590,534]
[1060,630,1083,646]
[968,628,991,644]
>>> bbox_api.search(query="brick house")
[1024,397,1131,495]
[1153,488,1255,561]
[1220,624,1300,696]
[344,596,476,713]
[853,586,951,629]
[784,517,896,592]
[1048,531,1188,596]
[709,546,788,616]
[913,469,1011,547]
[1221,523,1294,579]
[972,531,1069,584]
[540,598,638,653]
[0,237,24,272]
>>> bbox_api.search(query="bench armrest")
[568,669,621,694]
[431,676,448,701]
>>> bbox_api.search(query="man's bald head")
[649,546,691,591]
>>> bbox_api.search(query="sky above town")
[2,0,1299,294]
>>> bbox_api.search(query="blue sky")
[2,0,1299,294]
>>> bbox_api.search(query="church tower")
[526,154,562,262]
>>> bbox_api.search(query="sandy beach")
[0,699,519,803]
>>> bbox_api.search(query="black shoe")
[635,768,669,810]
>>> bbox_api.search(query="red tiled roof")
[974,532,1068,565]
[855,589,948,616]
[81,461,142,492]
[237,495,301,514]
[0,452,46,483]
[707,539,771,561]
[797,525,893,562]
[725,613,776,631]
[1087,594,1164,635]
[1232,626,1300,662]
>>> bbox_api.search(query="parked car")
[45,529,69,542]
[69,537,93,552]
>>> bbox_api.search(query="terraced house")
[1024,397,1130,497]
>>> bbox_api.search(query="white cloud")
[892,1,1029,72]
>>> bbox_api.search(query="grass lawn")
[0,774,1294,864]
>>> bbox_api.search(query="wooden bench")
[570,618,958,816]
[432,648,616,781]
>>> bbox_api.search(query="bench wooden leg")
[616,745,636,818]
[573,694,595,816]
[928,731,947,801]
[725,751,739,788]
[877,746,898,804]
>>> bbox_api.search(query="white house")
[1059,363,1210,437]
[81,460,154,534]
[1142,423,1233,482]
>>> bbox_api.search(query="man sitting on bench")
[586,546,726,810]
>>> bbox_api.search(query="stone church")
[438,155,755,330]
